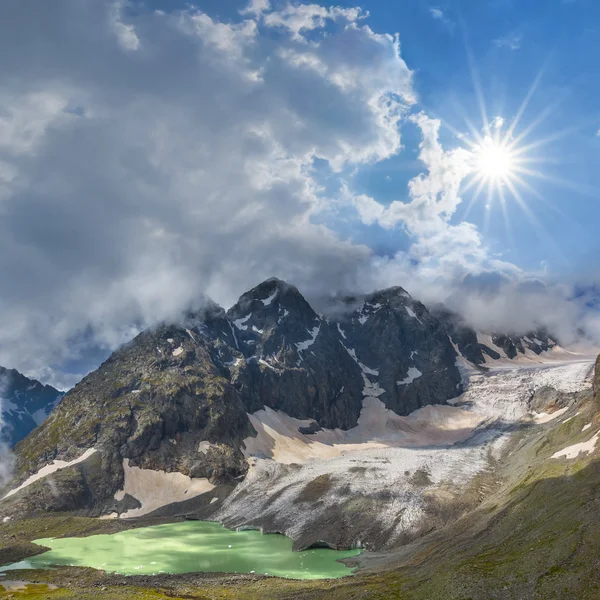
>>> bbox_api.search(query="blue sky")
[134,0,600,274]
[0,0,599,388]
[328,0,600,273]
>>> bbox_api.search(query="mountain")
[432,305,559,366]
[0,366,62,447]
[0,278,461,519]
[0,279,598,598]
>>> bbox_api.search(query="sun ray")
[498,176,515,253]
[513,166,597,196]
[510,173,564,217]
[502,68,545,145]
[513,113,600,156]
[501,176,567,263]
[460,172,484,196]
[459,16,491,137]
[447,97,486,147]
[462,175,488,220]
[507,95,566,149]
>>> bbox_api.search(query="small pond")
[2,521,360,580]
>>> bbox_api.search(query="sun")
[473,136,516,182]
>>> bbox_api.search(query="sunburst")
[446,63,592,249]
[472,134,517,183]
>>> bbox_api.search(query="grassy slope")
[3,394,600,599]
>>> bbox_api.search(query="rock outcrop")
[433,306,559,366]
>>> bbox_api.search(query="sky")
[0,0,599,389]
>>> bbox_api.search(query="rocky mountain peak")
[227,278,316,322]
[0,366,62,447]
[225,278,322,361]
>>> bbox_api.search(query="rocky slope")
[0,354,597,600]
[433,305,559,366]
[0,279,461,521]
[0,366,62,447]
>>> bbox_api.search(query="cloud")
[0,374,15,490]
[492,116,505,130]
[429,7,455,30]
[493,32,522,50]
[342,112,600,344]
[349,112,473,236]
[0,0,596,391]
[263,4,368,41]
[0,0,415,388]
[241,0,271,15]
[110,1,140,51]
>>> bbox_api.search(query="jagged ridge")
[2,278,461,518]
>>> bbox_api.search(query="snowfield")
[218,356,595,548]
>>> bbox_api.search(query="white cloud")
[241,0,271,15]
[264,4,367,41]
[110,1,140,51]
[0,0,415,387]
[0,91,69,155]
[492,116,505,130]
[349,112,472,237]
[429,7,454,30]
[494,33,522,50]
[0,0,595,389]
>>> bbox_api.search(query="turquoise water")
[4,521,360,580]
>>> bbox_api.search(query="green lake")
[2,521,361,580]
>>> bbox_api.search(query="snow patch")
[533,407,568,424]
[362,374,385,397]
[405,306,422,323]
[582,423,592,432]
[233,314,251,331]
[337,323,347,339]
[252,325,263,334]
[172,346,184,357]
[243,398,481,464]
[259,359,278,371]
[397,367,422,385]
[2,448,97,500]
[340,342,378,376]
[112,459,214,518]
[262,290,278,306]
[198,441,215,454]
[296,325,320,352]
[551,433,599,460]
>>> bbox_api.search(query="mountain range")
[0,278,559,525]
[0,366,62,448]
